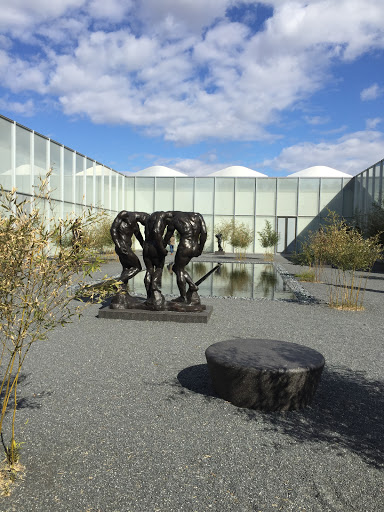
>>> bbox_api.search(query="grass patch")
[0,460,24,496]
[294,270,317,282]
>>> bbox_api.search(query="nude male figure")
[164,211,207,304]
[110,210,148,288]
[143,210,174,307]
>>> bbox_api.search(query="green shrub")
[302,211,382,309]
[257,220,279,261]
[0,176,112,492]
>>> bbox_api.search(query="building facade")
[1,114,383,253]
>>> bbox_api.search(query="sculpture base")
[98,304,213,323]
[215,250,225,255]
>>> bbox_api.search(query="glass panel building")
[1,114,382,253]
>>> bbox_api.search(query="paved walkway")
[2,254,383,511]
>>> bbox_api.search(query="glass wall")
[86,158,94,206]
[277,179,297,216]
[0,117,12,191]
[135,178,154,212]
[155,177,174,211]
[235,179,255,215]
[215,178,234,215]
[175,178,194,211]
[124,177,134,211]
[34,133,47,190]
[320,179,343,215]
[352,159,384,229]
[103,168,112,210]
[95,165,103,207]
[342,179,354,218]
[16,125,31,192]
[256,179,276,216]
[50,141,61,201]
[195,178,214,214]
[4,115,382,254]
[298,179,319,216]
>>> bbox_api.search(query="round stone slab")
[205,339,325,411]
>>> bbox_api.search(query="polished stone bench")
[205,338,325,411]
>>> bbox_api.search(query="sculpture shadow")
[178,364,384,468]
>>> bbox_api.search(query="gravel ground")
[1,254,383,512]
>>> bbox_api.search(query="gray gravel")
[1,254,383,512]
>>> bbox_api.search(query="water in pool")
[127,261,296,301]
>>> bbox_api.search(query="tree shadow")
[0,372,52,413]
[177,364,384,468]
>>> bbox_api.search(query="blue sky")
[0,0,383,176]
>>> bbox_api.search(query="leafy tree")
[0,177,111,492]
[230,222,254,258]
[257,220,279,260]
[296,211,382,309]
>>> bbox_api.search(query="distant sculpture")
[215,233,223,252]
[164,211,207,304]
[110,210,148,306]
[143,210,174,309]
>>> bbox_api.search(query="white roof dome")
[287,166,351,178]
[135,166,187,177]
[208,166,267,177]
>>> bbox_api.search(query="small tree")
[0,177,110,493]
[298,211,382,310]
[258,221,279,261]
[83,214,115,254]
[320,212,382,309]
[230,222,254,260]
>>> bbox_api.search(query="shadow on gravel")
[178,364,384,468]
[0,373,52,413]
[177,364,218,400]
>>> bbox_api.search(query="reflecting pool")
[128,262,296,301]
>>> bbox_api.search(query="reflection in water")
[256,265,278,298]
[224,265,251,296]
[129,262,295,300]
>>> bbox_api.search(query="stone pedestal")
[205,338,325,411]
[99,304,212,323]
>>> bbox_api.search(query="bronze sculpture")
[108,209,216,314]
[164,211,207,305]
[143,210,174,309]
[215,232,224,252]
[110,210,148,308]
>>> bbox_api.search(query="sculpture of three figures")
[110,210,207,311]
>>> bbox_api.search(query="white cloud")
[304,115,330,126]
[137,0,233,35]
[0,96,35,115]
[1,0,384,145]
[88,0,133,21]
[366,118,382,129]
[0,50,48,93]
[258,0,384,60]
[261,130,384,175]
[361,83,384,101]
[0,0,86,33]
